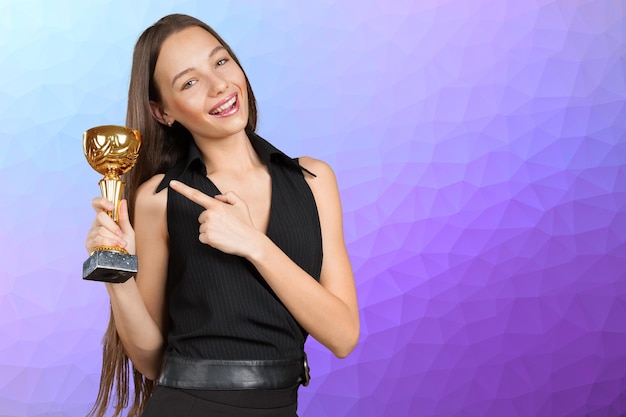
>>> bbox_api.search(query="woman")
[85,13,359,417]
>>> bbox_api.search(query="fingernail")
[170,180,179,187]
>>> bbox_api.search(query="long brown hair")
[88,14,258,417]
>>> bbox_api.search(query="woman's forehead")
[161,26,221,57]
[155,27,223,78]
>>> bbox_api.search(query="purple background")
[0,1,625,416]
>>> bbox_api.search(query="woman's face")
[152,26,249,141]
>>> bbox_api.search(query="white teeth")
[210,96,237,115]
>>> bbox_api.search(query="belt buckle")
[302,352,311,386]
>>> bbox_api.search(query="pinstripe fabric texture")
[155,134,322,362]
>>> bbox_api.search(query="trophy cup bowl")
[82,125,141,283]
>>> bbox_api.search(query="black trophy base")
[83,250,138,283]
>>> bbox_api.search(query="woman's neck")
[193,130,262,176]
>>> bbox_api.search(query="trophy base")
[83,250,138,283]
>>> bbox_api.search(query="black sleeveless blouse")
[155,133,322,361]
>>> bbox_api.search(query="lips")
[209,93,238,117]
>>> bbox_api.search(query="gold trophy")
[82,125,141,283]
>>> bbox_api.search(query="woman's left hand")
[169,180,261,257]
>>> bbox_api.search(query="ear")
[149,100,171,126]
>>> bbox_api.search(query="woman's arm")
[249,157,359,357]
[86,174,170,379]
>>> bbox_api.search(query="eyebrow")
[171,45,226,87]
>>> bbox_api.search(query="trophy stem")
[99,174,125,222]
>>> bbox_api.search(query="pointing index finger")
[169,180,214,209]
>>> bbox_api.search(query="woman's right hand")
[85,197,136,255]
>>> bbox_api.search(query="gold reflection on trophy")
[83,125,141,254]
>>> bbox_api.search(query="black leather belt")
[157,354,311,390]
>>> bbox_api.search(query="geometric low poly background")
[1,1,625,416]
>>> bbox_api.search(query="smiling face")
[151,26,249,141]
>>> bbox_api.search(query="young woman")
[85,13,359,417]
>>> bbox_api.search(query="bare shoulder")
[134,174,168,250]
[298,156,338,189]
[135,174,167,215]
[298,156,333,175]
[297,156,342,212]
[297,157,349,257]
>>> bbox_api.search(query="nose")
[207,72,228,97]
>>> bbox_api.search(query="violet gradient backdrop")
[1,0,625,416]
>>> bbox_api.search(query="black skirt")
[141,385,299,417]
